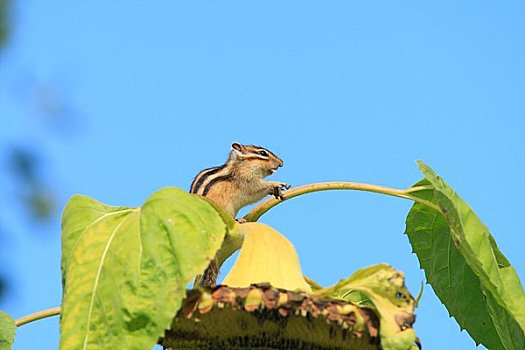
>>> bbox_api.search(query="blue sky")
[1,1,524,349]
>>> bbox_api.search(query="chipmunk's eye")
[258,150,269,157]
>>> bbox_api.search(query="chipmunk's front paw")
[270,182,291,200]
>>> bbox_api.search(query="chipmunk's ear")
[231,143,243,152]
[230,142,244,160]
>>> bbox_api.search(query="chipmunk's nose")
[278,159,284,167]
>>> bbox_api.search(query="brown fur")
[193,143,289,287]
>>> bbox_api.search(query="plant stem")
[243,182,439,222]
[15,306,61,327]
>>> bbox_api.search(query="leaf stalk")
[15,306,61,327]
[243,182,439,222]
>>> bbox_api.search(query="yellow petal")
[222,223,311,292]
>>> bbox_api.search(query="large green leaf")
[0,311,15,350]
[405,161,525,349]
[60,187,226,350]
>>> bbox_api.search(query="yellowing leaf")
[317,264,417,350]
[0,311,15,350]
[60,187,227,350]
[222,223,311,292]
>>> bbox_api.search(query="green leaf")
[316,264,418,350]
[60,187,226,350]
[405,162,525,349]
[0,310,15,350]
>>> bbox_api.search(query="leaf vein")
[82,215,132,350]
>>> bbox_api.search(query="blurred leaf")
[9,148,38,181]
[317,264,417,350]
[26,188,55,220]
[0,0,8,49]
[222,222,311,292]
[0,310,15,350]
[0,278,5,300]
[405,161,525,350]
[8,147,55,220]
[60,187,227,350]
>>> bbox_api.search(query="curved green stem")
[243,182,439,222]
[15,306,61,327]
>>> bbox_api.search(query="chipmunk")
[190,142,290,287]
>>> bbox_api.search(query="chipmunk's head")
[230,142,284,177]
